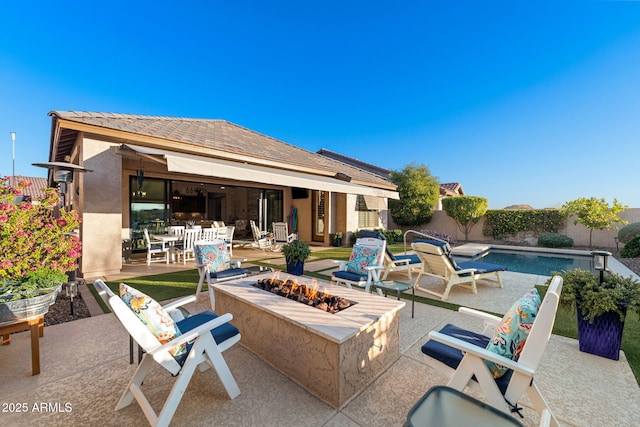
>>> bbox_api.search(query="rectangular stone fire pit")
[214,273,405,409]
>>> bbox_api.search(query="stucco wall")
[395,208,640,248]
[80,138,123,277]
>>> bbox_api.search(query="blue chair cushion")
[394,254,421,265]
[421,323,512,395]
[174,310,240,366]
[333,270,367,283]
[457,261,507,274]
[209,268,249,279]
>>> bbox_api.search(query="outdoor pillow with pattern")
[119,283,187,360]
[485,289,540,378]
[346,244,382,275]
[194,240,230,272]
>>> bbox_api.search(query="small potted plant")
[331,232,343,247]
[281,240,311,276]
[550,268,640,360]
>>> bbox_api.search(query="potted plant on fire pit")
[550,268,640,360]
[281,239,311,276]
[0,178,81,323]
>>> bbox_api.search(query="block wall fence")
[389,208,640,249]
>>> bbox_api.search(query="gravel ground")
[44,288,92,326]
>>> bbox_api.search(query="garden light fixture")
[591,250,611,284]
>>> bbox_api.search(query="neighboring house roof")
[440,182,464,197]
[48,111,396,191]
[14,176,48,200]
[317,148,392,179]
[316,148,465,198]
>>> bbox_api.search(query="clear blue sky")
[2,1,639,209]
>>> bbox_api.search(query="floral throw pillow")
[194,241,230,272]
[346,244,382,275]
[485,289,540,378]
[119,283,187,359]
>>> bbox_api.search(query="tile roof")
[14,176,49,199]
[49,111,395,189]
[316,148,392,180]
[440,182,464,196]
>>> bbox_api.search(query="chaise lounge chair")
[411,238,506,301]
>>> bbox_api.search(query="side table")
[405,386,525,426]
[372,280,415,318]
[0,314,45,375]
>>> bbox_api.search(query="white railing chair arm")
[427,330,536,377]
[162,295,198,312]
[458,307,502,335]
[455,267,478,276]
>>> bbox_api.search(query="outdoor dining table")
[152,234,182,263]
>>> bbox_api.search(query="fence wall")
[390,208,640,249]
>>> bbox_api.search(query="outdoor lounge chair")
[250,220,274,251]
[331,234,386,292]
[420,276,563,426]
[411,239,505,301]
[194,240,248,309]
[358,230,421,280]
[93,279,241,427]
[272,221,296,244]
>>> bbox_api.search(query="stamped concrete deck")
[1,247,639,426]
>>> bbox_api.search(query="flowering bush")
[0,177,81,281]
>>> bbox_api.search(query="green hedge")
[538,233,574,248]
[619,222,640,244]
[483,209,567,239]
[621,235,640,258]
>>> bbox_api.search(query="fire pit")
[214,273,405,408]
[253,275,356,313]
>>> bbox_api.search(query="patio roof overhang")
[117,144,400,200]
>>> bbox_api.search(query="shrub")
[621,235,640,258]
[483,209,567,239]
[538,233,574,248]
[618,222,640,244]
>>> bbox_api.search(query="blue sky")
[1,1,639,209]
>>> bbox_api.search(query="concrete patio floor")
[2,247,640,426]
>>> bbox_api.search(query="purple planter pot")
[577,306,626,360]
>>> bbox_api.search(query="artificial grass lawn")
[88,245,640,385]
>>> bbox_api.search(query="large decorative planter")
[285,260,304,276]
[577,306,626,361]
[0,285,61,323]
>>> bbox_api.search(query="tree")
[442,196,488,241]
[388,163,440,227]
[562,197,628,248]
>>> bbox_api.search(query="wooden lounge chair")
[411,239,505,301]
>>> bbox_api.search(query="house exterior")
[45,112,399,277]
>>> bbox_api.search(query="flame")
[269,270,282,284]
[305,281,319,300]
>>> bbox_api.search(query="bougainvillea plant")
[0,176,81,281]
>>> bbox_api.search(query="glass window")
[130,177,167,249]
[356,195,379,228]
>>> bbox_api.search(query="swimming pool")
[454,249,594,276]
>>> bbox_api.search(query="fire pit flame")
[253,275,356,314]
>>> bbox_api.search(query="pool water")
[454,249,594,276]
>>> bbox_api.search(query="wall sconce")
[591,250,611,284]
[62,280,79,316]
